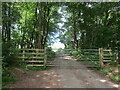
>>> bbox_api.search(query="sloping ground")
[54,53,119,88]
[7,68,60,88]
[7,53,119,88]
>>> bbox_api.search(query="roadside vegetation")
[2,46,55,87]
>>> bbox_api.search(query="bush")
[2,68,17,87]
[47,47,55,60]
[103,69,112,75]
[111,76,120,82]
[2,42,18,87]
[71,51,79,57]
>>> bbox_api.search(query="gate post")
[23,50,25,61]
[99,48,104,67]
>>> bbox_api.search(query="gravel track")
[55,53,119,88]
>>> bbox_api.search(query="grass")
[27,66,51,71]
[102,65,119,83]
[92,65,119,83]
[13,63,51,71]
[2,76,17,87]
[111,75,120,82]
[103,69,112,75]
[92,66,104,71]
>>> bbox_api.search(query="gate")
[15,48,114,68]
[79,49,99,67]
[16,48,47,68]
[55,48,113,67]
[99,48,113,66]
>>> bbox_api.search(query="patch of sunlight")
[31,79,35,81]
[45,86,51,88]
[36,75,40,77]
[43,77,47,80]
[87,70,90,72]
[86,82,89,85]
[113,84,118,88]
[53,75,57,77]
[53,83,56,85]
[100,79,106,82]
[64,56,72,59]
[44,72,50,75]
[57,79,61,82]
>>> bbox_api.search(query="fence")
[7,48,115,68]
[16,48,47,68]
[63,48,114,67]
[80,49,99,67]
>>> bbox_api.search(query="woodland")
[1,2,120,87]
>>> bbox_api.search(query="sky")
[51,41,65,49]
[50,23,65,49]
[50,7,65,50]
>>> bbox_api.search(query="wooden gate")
[79,49,99,67]
[79,48,113,67]
[62,48,113,67]
[16,48,47,68]
[15,48,113,68]
[99,48,113,66]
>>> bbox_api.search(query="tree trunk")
[118,54,120,64]
[73,11,78,49]
[37,2,43,49]
[7,3,11,41]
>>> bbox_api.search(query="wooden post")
[44,47,47,68]
[101,48,104,66]
[116,53,119,64]
[99,48,101,66]
[23,50,25,61]
[99,48,104,67]
[36,49,39,61]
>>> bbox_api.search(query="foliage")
[59,2,120,50]
[93,66,104,71]
[2,2,60,86]
[102,66,120,82]
[71,51,79,57]
[47,47,55,60]
[2,68,17,87]
[111,75,120,82]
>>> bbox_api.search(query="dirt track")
[8,53,119,88]
[55,53,118,88]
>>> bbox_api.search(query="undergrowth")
[2,68,17,88]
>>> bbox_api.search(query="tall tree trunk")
[34,2,38,49]
[7,3,11,41]
[42,4,50,49]
[73,10,78,49]
[73,29,78,49]
[37,2,44,49]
